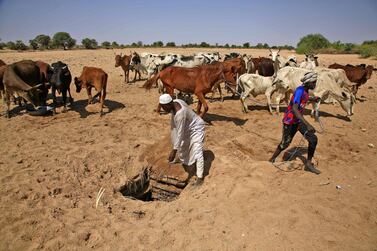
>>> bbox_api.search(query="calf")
[237,74,275,113]
[114,52,135,83]
[50,61,73,113]
[74,66,107,115]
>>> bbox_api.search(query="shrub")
[296,33,330,54]
[52,32,76,50]
[101,41,111,49]
[81,38,98,49]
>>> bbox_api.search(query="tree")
[6,41,16,50]
[166,42,176,47]
[14,40,27,50]
[137,41,143,47]
[34,34,50,49]
[111,41,119,48]
[29,39,38,50]
[81,38,98,49]
[101,41,111,49]
[152,41,164,47]
[243,42,250,48]
[52,32,76,50]
[296,33,330,54]
[224,43,230,48]
[200,42,210,47]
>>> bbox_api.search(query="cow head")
[114,54,122,67]
[50,61,71,89]
[269,49,281,62]
[365,65,374,80]
[74,77,83,93]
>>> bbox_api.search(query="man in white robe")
[159,94,206,186]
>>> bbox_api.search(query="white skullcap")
[159,94,173,104]
[301,72,317,84]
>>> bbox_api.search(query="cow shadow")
[70,99,125,118]
[203,113,248,126]
[183,150,215,180]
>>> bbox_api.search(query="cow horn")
[28,83,43,91]
[277,48,281,53]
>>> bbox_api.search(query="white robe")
[171,99,205,166]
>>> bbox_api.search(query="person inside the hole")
[269,71,321,175]
[159,94,206,186]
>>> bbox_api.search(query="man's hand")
[168,149,177,163]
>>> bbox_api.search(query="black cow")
[49,61,73,113]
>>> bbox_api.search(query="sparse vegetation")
[81,38,98,49]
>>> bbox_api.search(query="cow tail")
[142,72,160,90]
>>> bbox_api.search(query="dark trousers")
[278,123,318,161]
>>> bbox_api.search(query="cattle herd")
[0,49,375,119]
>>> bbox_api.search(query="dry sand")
[0,48,376,250]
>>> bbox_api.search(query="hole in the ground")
[119,164,189,202]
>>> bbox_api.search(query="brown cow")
[74,66,108,115]
[35,61,52,85]
[328,63,374,96]
[114,52,141,83]
[143,63,238,117]
[0,65,6,99]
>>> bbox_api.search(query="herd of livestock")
[0,49,375,119]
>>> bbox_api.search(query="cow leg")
[52,86,58,114]
[218,85,223,102]
[61,88,68,113]
[67,87,74,104]
[87,87,93,104]
[99,88,106,116]
[240,89,251,113]
[265,86,275,114]
[3,92,11,118]
[196,92,208,118]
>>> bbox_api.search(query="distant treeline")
[0,32,376,58]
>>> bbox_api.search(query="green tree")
[29,39,38,50]
[137,41,143,47]
[52,32,76,50]
[14,40,27,50]
[200,42,210,47]
[6,41,16,50]
[101,41,111,49]
[81,38,98,49]
[296,33,330,54]
[224,43,230,48]
[34,34,50,49]
[166,42,176,47]
[243,42,250,48]
[111,41,119,48]
[152,41,164,47]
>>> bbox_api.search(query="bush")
[152,41,164,47]
[34,34,50,49]
[296,33,330,54]
[357,43,377,58]
[111,41,119,48]
[10,40,27,50]
[243,42,250,48]
[166,42,176,47]
[101,41,111,49]
[52,32,76,50]
[199,42,210,47]
[29,39,38,50]
[82,38,98,49]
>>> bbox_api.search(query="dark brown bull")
[2,60,47,117]
[257,57,274,76]
[329,63,374,96]
[74,66,108,115]
[143,62,239,117]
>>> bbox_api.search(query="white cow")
[173,54,210,68]
[197,52,221,63]
[299,54,319,70]
[242,54,256,73]
[272,67,355,119]
[237,74,275,113]
[269,49,298,74]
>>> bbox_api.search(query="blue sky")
[0,0,376,46]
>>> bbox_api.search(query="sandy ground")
[0,48,376,250]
